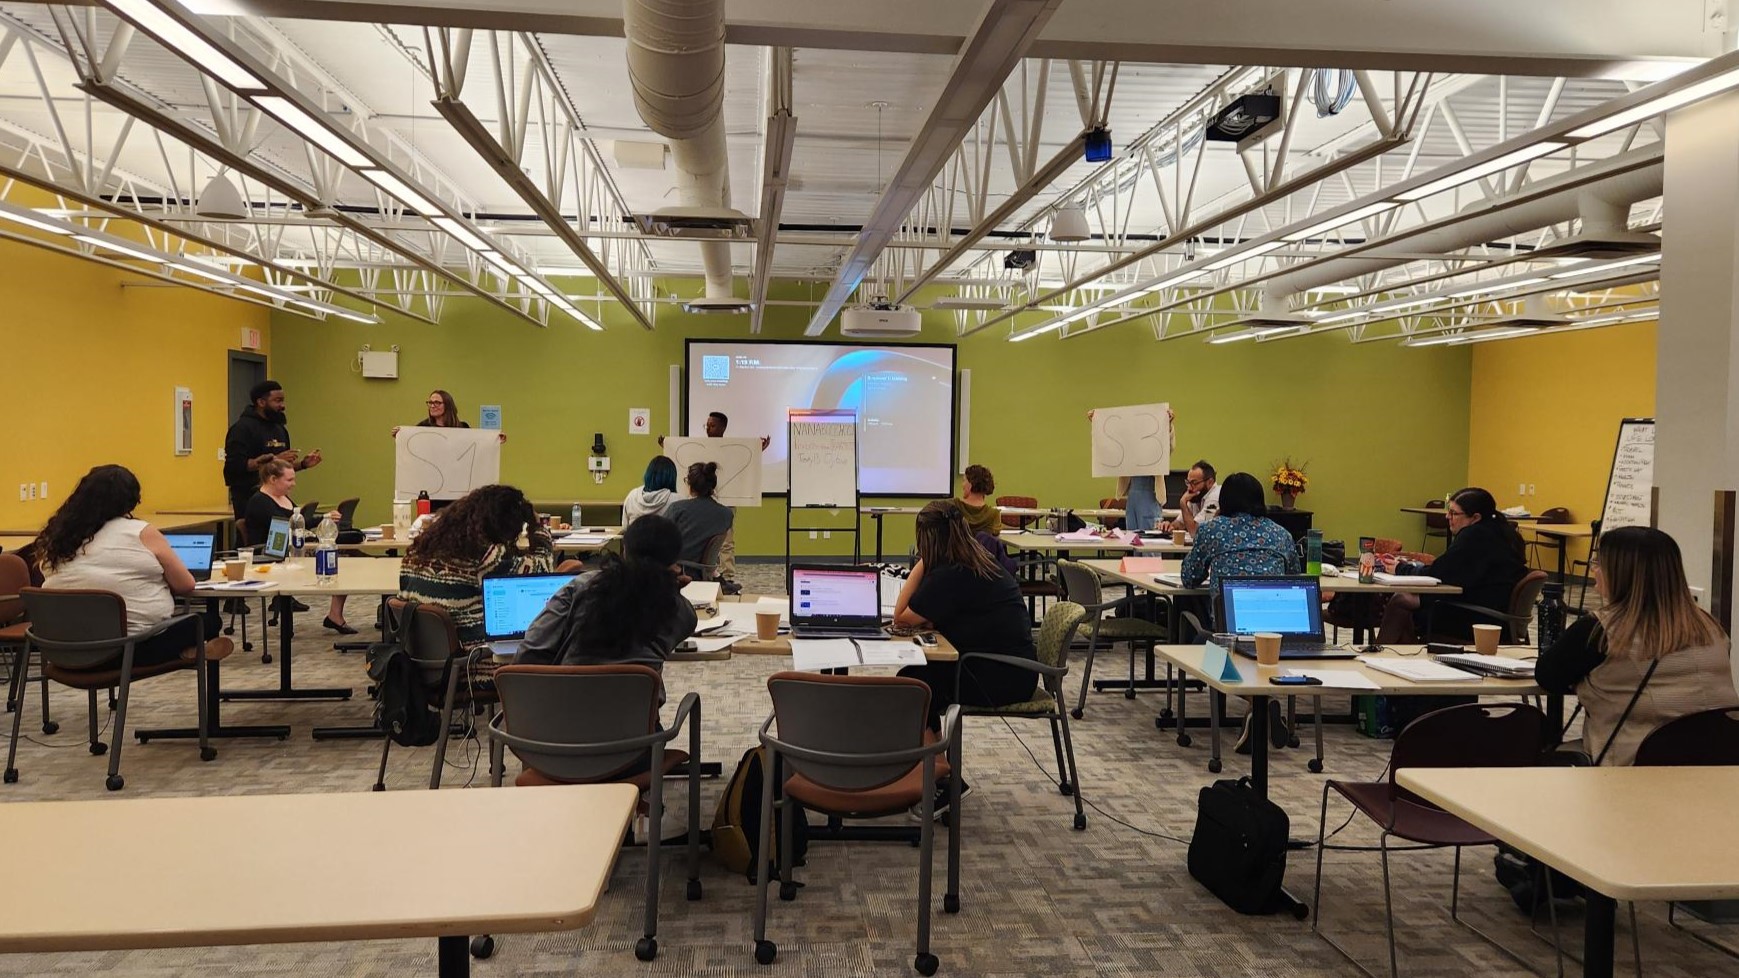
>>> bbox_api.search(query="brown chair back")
[385,599,463,684]
[1634,707,1739,766]
[1423,498,1448,531]
[493,664,664,782]
[1389,702,1548,805]
[1507,570,1550,640]
[767,671,931,792]
[19,588,131,669]
[0,553,30,627]
[996,495,1038,530]
[1537,507,1571,525]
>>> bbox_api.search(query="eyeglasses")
[1446,508,1469,519]
[1185,478,1206,489]
[426,400,444,406]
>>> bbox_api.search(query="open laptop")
[259,517,292,561]
[788,564,886,639]
[1221,576,1358,659]
[481,572,578,658]
[163,531,217,581]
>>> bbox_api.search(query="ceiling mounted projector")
[196,173,248,220]
[1048,206,1091,242]
[1205,92,1283,146]
[1003,249,1037,270]
[682,295,753,314]
[842,302,921,337]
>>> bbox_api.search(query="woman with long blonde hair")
[894,500,1037,816]
[1537,527,1738,765]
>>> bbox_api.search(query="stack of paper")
[1054,529,1105,543]
[789,638,927,671]
[1372,572,1443,587]
[1358,656,1480,682]
[681,580,721,610]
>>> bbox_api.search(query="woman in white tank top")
[33,465,232,667]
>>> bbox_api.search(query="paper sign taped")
[1091,402,1171,477]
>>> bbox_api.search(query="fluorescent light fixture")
[1569,67,1739,140]
[1281,202,1396,242]
[1444,277,1549,299]
[1393,142,1566,202]
[1306,283,1360,294]
[0,209,73,234]
[430,216,489,250]
[1207,325,1301,344]
[1317,307,1374,324]
[1548,252,1661,279]
[1203,241,1282,270]
[476,250,522,279]
[1572,309,1661,327]
[525,279,559,297]
[1371,294,1443,314]
[106,0,266,91]
[73,234,168,264]
[252,96,371,168]
[329,308,380,324]
[359,169,439,215]
[1011,322,1065,343]
[1403,326,1538,348]
[174,261,233,282]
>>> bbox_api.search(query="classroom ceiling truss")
[0,0,1716,346]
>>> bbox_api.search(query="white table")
[0,784,637,976]
[1398,767,1739,978]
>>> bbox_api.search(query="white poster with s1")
[1090,402,1171,477]
[663,437,763,506]
[395,428,502,500]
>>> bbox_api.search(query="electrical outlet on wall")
[1527,484,1536,496]
[27,483,36,500]
[1518,483,1526,497]
[38,481,47,498]
[17,484,26,502]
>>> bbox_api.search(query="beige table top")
[197,556,403,597]
[343,528,621,555]
[0,533,34,552]
[863,505,924,515]
[1398,767,1739,902]
[1154,643,1541,697]
[1081,558,1463,597]
[1000,530,1191,555]
[0,783,636,952]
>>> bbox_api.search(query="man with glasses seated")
[1160,460,1221,537]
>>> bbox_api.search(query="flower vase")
[1279,491,1296,511]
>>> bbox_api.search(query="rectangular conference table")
[341,528,623,556]
[195,556,404,703]
[0,783,637,976]
[999,530,1192,556]
[1529,522,1596,580]
[1399,767,1739,978]
[1156,644,1550,918]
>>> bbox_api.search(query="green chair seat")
[1092,617,1168,640]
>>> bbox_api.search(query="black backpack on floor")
[1188,777,1291,915]
[366,600,446,748]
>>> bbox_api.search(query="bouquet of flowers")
[1271,459,1309,495]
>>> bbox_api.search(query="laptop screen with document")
[162,532,216,579]
[788,564,881,628]
[1221,577,1324,639]
[481,573,577,640]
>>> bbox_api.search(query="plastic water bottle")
[570,503,583,530]
[315,513,339,585]
[289,508,307,567]
[416,490,432,517]
[1305,528,1323,576]
[1536,582,1567,651]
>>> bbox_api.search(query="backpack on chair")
[711,746,809,881]
[366,600,446,748]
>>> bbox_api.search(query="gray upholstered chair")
[753,672,960,975]
[487,663,701,962]
[6,588,221,791]
[374,599,498,791]
[679,533,728,583]
[957,600,1089,830]
[1056,559,1170,719]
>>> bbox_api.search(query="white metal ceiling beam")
[801,0,1064,335]
[749,46,795,334]
[128,0,1720,74]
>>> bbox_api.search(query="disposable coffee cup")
[223,559,246,582]
[1472,624,1502,655]
[755,611,781,641]
[380,524,396,540]
[1254,632,1282,666]
[1172,529,1188,546]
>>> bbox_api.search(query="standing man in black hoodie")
[223,381,323,521]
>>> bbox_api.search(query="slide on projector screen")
[686,341,955,495]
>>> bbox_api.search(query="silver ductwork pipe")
[625,0,735,298]
[1262,148,1664,305]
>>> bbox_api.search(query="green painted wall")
[270,285,1470,558]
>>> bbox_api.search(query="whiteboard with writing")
[1090,402,1172,477]
[788,410,858,508]
[663,437,764,507]
[1598,418,1655,532]
[395,428,502,500]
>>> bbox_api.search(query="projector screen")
[685,341,957,496]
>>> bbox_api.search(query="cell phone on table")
[915,633,939,647]
[1269,675,1322,686]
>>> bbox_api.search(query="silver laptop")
[481,573,578,658]
[1221,576,1358,660]
[163,532,217,581]
[788,564,886,639]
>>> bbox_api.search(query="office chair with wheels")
[752,673,960,974]
[6,589,226,790]
[334,497,362,531]
[0,553,52,730]
[374,600,499,791]
[488,664,702,962]
[1055,560,1168,719]
[1424,570,1550,645]
[995,495,1039,531]
[1314,702,1550,978]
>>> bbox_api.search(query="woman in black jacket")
[1376,487,1527,642]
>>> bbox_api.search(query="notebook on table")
[163,532,217,581]
[1221,576,1358,660]
[788,564,886,639]
[480,572,578,658]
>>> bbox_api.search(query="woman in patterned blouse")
[1179,472,1300,627]
[398,484,554,683]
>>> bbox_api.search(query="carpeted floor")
[0,562,1722,977]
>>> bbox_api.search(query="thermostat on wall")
[361,350,399,379]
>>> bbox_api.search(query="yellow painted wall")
[0,237,271,529]
[1468,322,1657,567]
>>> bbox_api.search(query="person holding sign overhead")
[1087,407,1176,532]
[390,390,507,443]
